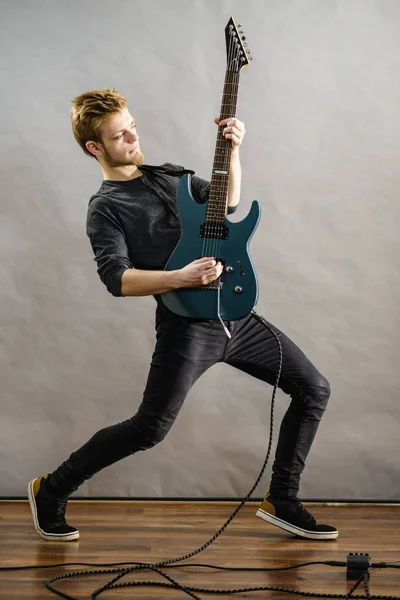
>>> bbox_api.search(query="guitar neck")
[206,70,240,223]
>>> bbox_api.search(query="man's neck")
[101,164,143,182]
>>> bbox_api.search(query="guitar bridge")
[201,281,223,291]
[196,258,225,291]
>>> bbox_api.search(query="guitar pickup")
[200,222,229,240]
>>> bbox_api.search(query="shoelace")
[46,498,68,525]
[294,501,317,527]
[55,501,67,524]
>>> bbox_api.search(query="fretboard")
[206,71,240,223]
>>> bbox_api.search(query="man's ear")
[86,140,103,157]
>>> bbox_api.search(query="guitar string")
[203,30,234,260]
[216,38,238,264]
[213,36,238,270]
[204,28,237,264]
[214,31,234,261]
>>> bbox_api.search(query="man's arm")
[228,147,241,209]
[121,258,223,296]
[88,198,223,298]
[121,268,178,296]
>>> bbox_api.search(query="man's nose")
[127,130,138,143]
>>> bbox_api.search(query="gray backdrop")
[1,0,399,499]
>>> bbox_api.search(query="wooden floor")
[1,500,400,599]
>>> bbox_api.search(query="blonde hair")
[71,88,128,158]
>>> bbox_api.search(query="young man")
[28,89,338,542]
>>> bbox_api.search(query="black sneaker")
[256,493,338,540]
[27,475,79,541]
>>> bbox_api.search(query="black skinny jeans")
[47,304,331,501]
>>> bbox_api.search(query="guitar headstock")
[225,17,252,72]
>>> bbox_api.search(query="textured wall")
[1,0,399,499]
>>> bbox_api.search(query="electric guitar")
[161,17,260,327]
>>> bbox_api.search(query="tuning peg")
[237,23,242,27]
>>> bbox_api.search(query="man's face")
[97,108,144,167]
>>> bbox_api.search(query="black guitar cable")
[2,311,400,599]
[70,310,282,600]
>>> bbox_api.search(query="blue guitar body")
[161,175,260,320]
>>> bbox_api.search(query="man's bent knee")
[123,413,172,452]
[308,373,331,414]
[136,426,169,451]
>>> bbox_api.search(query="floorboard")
[1,500,399,599]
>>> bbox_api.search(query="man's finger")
[194,256,215,264]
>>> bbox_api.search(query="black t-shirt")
[86,162,236,297]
